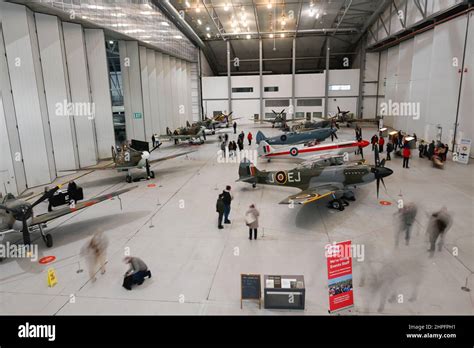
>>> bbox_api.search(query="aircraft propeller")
[371,146,393,198]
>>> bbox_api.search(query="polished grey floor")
[0,122,472,315]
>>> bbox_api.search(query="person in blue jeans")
[222,185,234,224]
[123,256,151,290]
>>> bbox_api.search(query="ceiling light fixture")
[267,1,272,9]
[197,19,202,25]
[246,34,251,39]
[224,2,230,11]
[206,33,211,38]
[161,21,169,26]
[269,33,274,38]
[280,33,285,38]
[185,1,191,8]
[206,26,210,31]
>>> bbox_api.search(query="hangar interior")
[0,0,473,315]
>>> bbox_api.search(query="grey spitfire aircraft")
[0,185,136,248]
[256,126,337,146]
[69,140,195,183]
[237,149,393,211]
[262,109,296,128]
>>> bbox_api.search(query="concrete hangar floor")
[0,121,472,315]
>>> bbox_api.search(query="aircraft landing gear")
[328,199,348,211]
[150,170,155,179]
[252,183,257,188]
[126,175,132,183]
[343,191,356,201]
[39,224,53,248]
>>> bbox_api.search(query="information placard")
[326,240,354,312]
[240,274,261,309]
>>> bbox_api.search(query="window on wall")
[265,99,290,107]
[232,87,253,93]
[329,84,351,91]
[295,112,305,119]
[297,98,322,107]
[264,86,279,92]
[313,112,323,118]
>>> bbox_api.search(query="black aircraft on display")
[0,185,136,248]
[238,148,393,211]
[256,127,337,146]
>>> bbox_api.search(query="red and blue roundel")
[275,171,287,184]
[290,147,299,157]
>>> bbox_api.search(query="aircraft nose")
[360,140,370,148]
[379,167,393,178]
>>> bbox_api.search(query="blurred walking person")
[81,230,109,282]
[222,185,234,224]
[245,204,260,240]
[247,132,253,146]
[395,202,417,246]
[427,207,452,256]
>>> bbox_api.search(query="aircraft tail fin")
[257,140,274,157]
[256,130,266,144]
[238,158,260,183]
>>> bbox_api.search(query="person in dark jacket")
[418,140,425,158]
[233,121,237,134]
[428,140,435,159]
[371,134,379,151]
[122,256,151,290]
[378,136,385,153]
[151,134,156,147]
[222,186,233,224]
[427,207,452,256]
[402,142,411,168]
[216,194,225,229]
[386,141,393,161]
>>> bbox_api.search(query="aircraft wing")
[148,150,196,164]
[31,186,137,226]
[159,134,199,140]
[279,183,344,205]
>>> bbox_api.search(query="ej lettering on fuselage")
[268,171,301,184]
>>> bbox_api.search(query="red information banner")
[326,240,354,312]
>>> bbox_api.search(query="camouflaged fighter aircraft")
[291,119,333,132]
[238,148,393,211]
[0,185,136,248]
[261,109,297,128]
[163,124,207,144]
[256,126,338,146]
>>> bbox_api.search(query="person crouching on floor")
[123,256,151,290]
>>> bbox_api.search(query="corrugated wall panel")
[63,22,98,167]
[190,63,199,122]
[162,54,174,131]
[147,49,159,135]
[0,2,54,187]
[36,13,79,171]
[84,29,115,159]
[139,46,152,143]
[155,52,167,135]
[0,24,26,195]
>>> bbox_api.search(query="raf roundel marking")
[290,147,299,157]
[275,171,287,184]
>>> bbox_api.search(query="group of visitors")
[215,185,260,240]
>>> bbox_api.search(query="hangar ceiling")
[168,0,386,74]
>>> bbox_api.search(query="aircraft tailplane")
[238,158,260,183]
[257,140,275,157]
[256,130,267,145]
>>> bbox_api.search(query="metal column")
[197,48,204,121]
[292,37,296,118]
[325,36,330,118]
[259,39,263,122]
[226,40,232,114]
[357,35,366,119]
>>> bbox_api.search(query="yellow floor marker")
[47,268,58,288]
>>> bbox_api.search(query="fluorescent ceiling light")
[185,1,191,8]
[174,35,183,39]
[206,26,210,31]
[246,34,251,39]
[197,19,202,25]
[206,33,211,38]
[269,33,274,38]
[161,22,170,26]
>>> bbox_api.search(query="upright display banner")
[326,240,354,312]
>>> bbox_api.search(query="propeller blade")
[380,158,386,167]
[376,178,380,199]
[381,177,387,192]
[149,142,162,153]
[22,217,31,245]
[272,110,277,115]
[374,145,380,167]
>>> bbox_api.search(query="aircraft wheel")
[150,171,155,179]
[126,175,132,183]
[252,183,256,188]
[45,234,53,248]
[330,200,344,211]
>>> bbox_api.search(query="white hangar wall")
[361,9,473,148]
[202,70,359,124]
